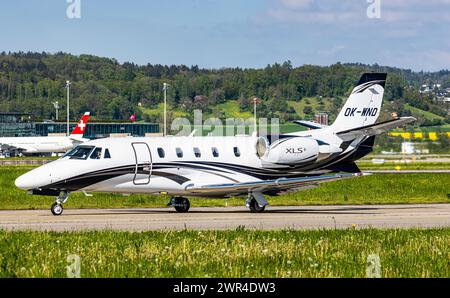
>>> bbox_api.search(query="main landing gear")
[246,192,269,213]
[51,191,70,216]
[168,197,190,213]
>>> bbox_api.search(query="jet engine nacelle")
[257,137,320,167]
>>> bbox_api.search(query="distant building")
[419,84,431,94]
[36,122,160,139]
[401,142,429,154]
[314,112,329,126]
[419,83,450,102]
[0,112,34,137]
[0,112,160,138]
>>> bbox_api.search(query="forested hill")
[0,51,449,126]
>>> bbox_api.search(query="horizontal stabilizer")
[337,117,416,141]
[293,120,326,130]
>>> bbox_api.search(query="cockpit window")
[63,147,77,158]
[90,147,102,160]
[104,149,111,159]
[65,146,95,160]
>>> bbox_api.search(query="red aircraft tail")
[70,112,90,137]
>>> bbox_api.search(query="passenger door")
[131,142,152,185]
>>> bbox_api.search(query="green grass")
[271,173,450,206]
[140,103,188,119]
[213,100,253,119]
[194,123,305,136]
[0,229,448,277]
[280,123,307,133]
[141,101,253,121]
[139,100,305,135]
[1,166,449,210]
[357,162,450,170]
[287,97,333,119]
[391,124,450,132]
[404,104,445,121]
[0,156,58,161]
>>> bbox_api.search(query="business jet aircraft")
[16,73,415,215]
[1,112,90,154]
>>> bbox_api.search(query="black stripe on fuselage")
[42,164,191,191]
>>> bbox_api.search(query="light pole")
[163,83,170,136]
[52,101,59,120]
[251,96,261,135]
[65,81,71,136]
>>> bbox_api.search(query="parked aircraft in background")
[15,74,415,215]
[1,112,90,155]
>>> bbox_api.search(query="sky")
[1,0,450,71]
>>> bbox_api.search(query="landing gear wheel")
[248,199,265,213]
[51,203,63,216]
[173,197,190,213]
[51,191,70,216]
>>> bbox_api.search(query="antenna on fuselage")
[189,129,197,137]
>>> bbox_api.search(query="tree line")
[0,51,449,126]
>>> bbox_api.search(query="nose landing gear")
[51,191,70,216]
[51,203,64,216]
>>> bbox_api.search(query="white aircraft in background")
[16,73,415,215]
[1,112,90,155]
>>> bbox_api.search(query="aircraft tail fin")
[331,73,387,132]
[69,112,90,140]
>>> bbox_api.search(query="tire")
[249,199,265,213]
[174,198,190,213]
[51,203,63,216]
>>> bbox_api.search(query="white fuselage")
[14,131,355,198]
[0,136,78,153]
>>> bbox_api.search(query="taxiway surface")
[0,204,449,231]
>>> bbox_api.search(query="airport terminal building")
[0,112,160,138]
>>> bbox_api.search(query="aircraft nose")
[15,174,32,190]
[15,169,51,190]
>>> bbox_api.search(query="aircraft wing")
[293,120,326,130]
[186,173,365,195]
[336,117,416,141]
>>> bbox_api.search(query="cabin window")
[157,148,165,158]
[90,147,102,160]
[66,146,95,160]
[193,147,201,158]
[176,148,183,158]
[104,149,111,159]
[211,147,219,158]
[233,147,241,157]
